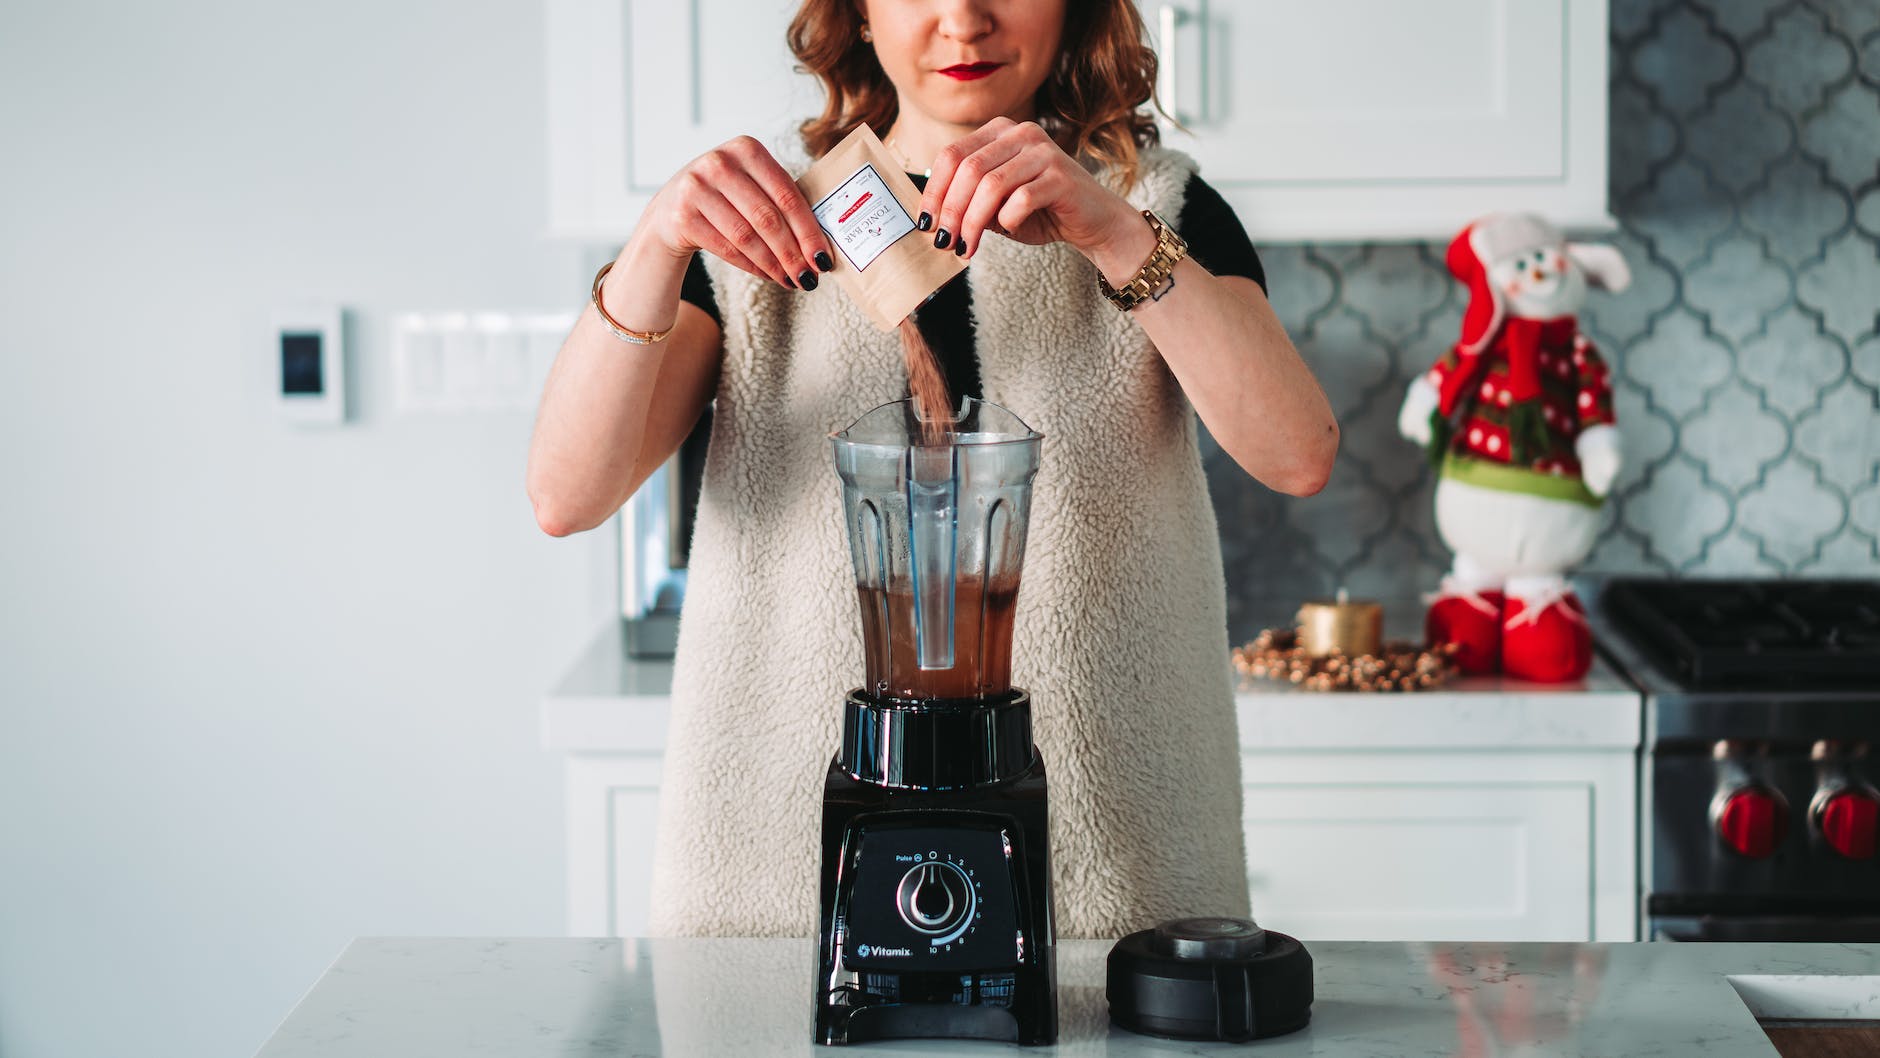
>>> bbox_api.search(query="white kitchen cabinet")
[1148,0,1611,239]
[544,622,1640,941]
[563,753,664,937]
[562,747,1631,942]
[1241,753,1633,942]
[546,0,821,240]
[547,0,1610,243]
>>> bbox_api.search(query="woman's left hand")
[919,117,1137,265]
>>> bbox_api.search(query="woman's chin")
[914,91,1034,128]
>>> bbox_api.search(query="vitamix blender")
[815,397,1056,1046]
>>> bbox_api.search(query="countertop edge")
[254,938,1880,1058]
[542,619,1644,753]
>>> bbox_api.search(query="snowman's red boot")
[1502,580,1592,682]
[1424,583,1506,675]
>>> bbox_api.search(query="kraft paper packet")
[797,123,967,331]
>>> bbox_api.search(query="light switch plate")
[393,311,572,414]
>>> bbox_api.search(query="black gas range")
[1590,577,1880,942]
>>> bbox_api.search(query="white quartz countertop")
[540,619,1641,753]
[255,937,1880,1057]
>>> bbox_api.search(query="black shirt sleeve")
[1175,173,1266,295]
[679,251,722,327]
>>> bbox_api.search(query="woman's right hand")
[640,135,835,291]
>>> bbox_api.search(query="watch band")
[1097,209,1188,312]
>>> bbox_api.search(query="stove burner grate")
[1601,578,1880,690]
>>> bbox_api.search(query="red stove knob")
[1816,790,1880,861]
[1715,786,1787,858]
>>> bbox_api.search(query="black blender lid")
[1107,916,1313,1043]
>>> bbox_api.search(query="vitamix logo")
[855,943,912,958]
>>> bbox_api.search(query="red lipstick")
[939,62,1003,81]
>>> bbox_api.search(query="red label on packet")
[837,191,874,224]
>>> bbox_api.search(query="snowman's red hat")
[1447,213,1566,356]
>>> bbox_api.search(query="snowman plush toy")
[1399,212,1631,682]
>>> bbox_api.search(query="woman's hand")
[639,135,835,291]
[918,117,1140,268]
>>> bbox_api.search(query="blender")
[814,397,1057,1046]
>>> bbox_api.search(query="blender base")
[813,692,1057,1046]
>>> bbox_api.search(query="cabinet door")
[1242,782,1592,941]
[1146,0,1608,239]
[623,0,823,189]
[548,0,822,238]
[564,753,663,936]
[608,784,662,937]
[548,0,1609,243]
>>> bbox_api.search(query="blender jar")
[831,398,1043,702]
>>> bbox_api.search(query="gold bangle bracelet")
[590,261,675,345]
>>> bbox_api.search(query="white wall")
[0,3,616,1055]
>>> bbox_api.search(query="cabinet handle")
[687,0,703,125]
[1158,5,1182,124]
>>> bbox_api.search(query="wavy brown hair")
[788,0,1163,190]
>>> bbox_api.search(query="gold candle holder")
[1296,588,1383,658]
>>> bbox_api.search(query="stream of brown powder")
[900,316,954,445]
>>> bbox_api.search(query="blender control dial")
[895,859,977,943]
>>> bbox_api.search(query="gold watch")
[1097,209,1188,311]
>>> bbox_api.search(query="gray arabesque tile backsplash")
[1210,0,1880,639]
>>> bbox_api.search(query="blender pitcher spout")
[906,441,958,670]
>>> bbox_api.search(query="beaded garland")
[1233,628,1460,693]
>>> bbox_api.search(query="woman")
[526,0,1337,939]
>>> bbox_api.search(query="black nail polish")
[917,212,933,232]
[783,275,796,290]
[797,269,818,291]
[954,238,968,257]
[814,251,834,272]
[933,229,951,250]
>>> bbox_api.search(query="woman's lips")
[939,62,1004,81]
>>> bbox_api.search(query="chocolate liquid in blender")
[857,572,1022,701]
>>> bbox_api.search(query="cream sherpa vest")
[646,145,1252,940]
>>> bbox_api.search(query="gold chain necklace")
[885,133,931,179]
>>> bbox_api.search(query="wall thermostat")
[274,306,347,424]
